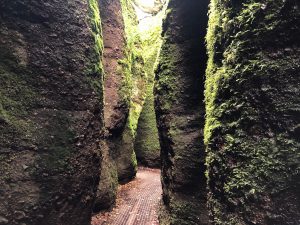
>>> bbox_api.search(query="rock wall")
[95,0,156,209]
[154,0,210,224]
[94,0,126,212]
[134,83,161,168]
[205,0,300,224]
[134,5,165,169]
[0,0,104,224]
[115,0,147,182]
[95,0,149,205]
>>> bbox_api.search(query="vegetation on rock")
[205,0,300,224]
[134,0,167,168]
[154,0,210,224]
[112,0,147,182]
[1,0,299,224]
[0,0,104,224]
[94,0,126,212]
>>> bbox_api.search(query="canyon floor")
[92,167,162,225]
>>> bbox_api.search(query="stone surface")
[101,0,128,134]
[205,0,300,224]
[94,141,118,212]
[114,0,148,182]
[134,3,165,169]
[0,1,103,224]
[154,0,210,224]
[94,0,127,212]
[134,88,161,168]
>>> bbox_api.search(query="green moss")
[134,19,163,166]
[134,86,160,167]
[0,47,37,147]
[205,0,300,224]
[155,0,210,223]
[86,0,105,101]
[114,0,148,179]
[155,42,181,111]
[118,57,133,106]
[119,0,168,170]
[131,150,138,169]
[95,141,119,211]
[119,0,145,102]
[38,113,76,173]
[159,196,207,225]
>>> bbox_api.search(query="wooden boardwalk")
[92,167,162,225]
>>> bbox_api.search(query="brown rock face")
[113,0,148,182]
[0,1,103,224]
[154,0,210,224]
[94,0,127,212]
[101,0,128,133]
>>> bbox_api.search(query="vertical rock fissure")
[94,0,166,213]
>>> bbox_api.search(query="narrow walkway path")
[92,167,162,225]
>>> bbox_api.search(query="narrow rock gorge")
[0,0,299,225]
[113,0,147,182]
[134,0,165,169]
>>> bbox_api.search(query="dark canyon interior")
[0,0,299,225]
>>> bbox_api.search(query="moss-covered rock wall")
[0,0,104,224]
[134,83,161,168]
[114,0,148,182]
[134,3,166,169]
[93,0,125,212]
[154,0,210,224]
[205,0,300,224]
[95,0,160,209]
